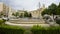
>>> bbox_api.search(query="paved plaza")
[8,18,45,24]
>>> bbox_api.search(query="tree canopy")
[41,3,60,16]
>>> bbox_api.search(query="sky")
[0,0,60,11]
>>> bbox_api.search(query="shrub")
[46,26,60,34]
[31,25,60,34]
[0,19,6,25]
[31,25,46,34]
[0,25,25,34]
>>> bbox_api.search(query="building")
[0,2,4,12]
[0,2,9,17]
[18,10,25,15]
[0,2,17,18]
[0,2,45,19]
[30,4,45,18]
[8,6,17,18]
[17,10,26,17]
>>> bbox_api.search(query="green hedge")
[0,24,60,34]
[31,25,60,34]
[0,25,25,34]
[0,19,6,25]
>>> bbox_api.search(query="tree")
[12,13,15,16]
[41,3,57,20]
[28,13,32,18]
[48,3,57,20]
[41,8,48,16]
[12,12,19,17]
[55,3,60,25]
[16,12,19,17]
[24,11,32,18]
[19,13,23,18]
[24,11,29,17]
[41,3,60,25]
[56,3,60,15]
[48,3,57,15]
[41,3,57,16]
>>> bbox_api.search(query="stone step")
[9,22,45,24]
[9,19,45,24]
[9,19,44,22]
[5,22,50,27]
[10,20,41,22]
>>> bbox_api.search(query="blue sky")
[0,0,60,11]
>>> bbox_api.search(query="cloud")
[6,0,39,10]
[0,0,60,11]
[0,0,3,2]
